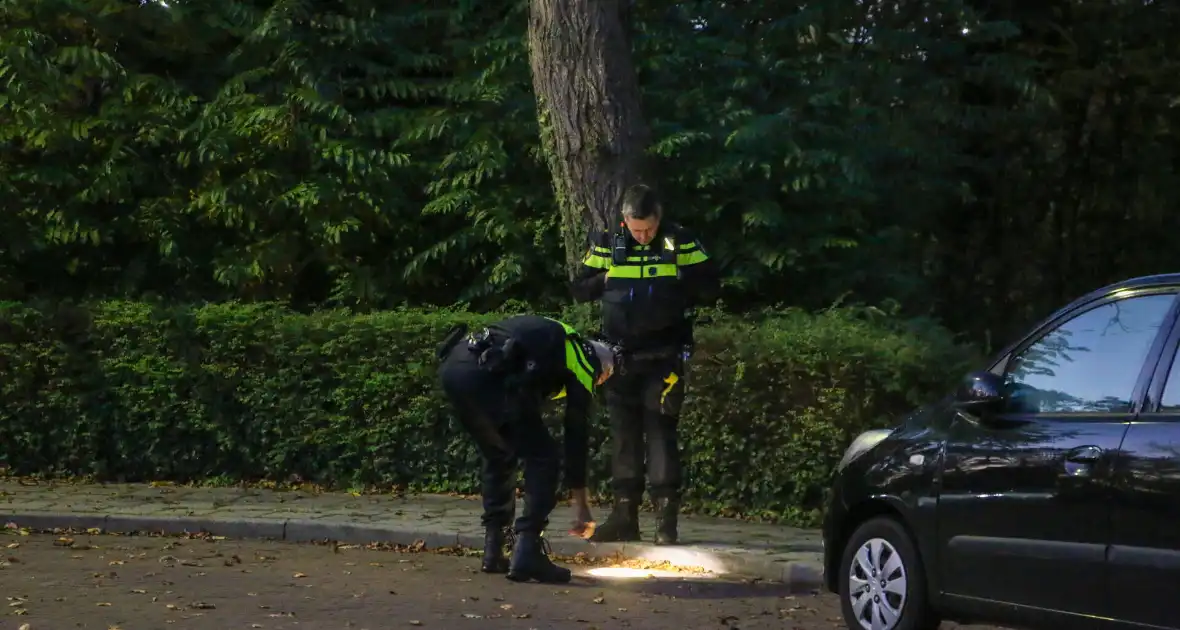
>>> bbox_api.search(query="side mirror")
[953,370,1005,412]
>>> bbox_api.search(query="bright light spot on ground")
[585,566,715,580]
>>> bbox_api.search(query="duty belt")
[624,346,682,360]
[608,342,692,374]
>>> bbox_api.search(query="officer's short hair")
[621,184,661,221]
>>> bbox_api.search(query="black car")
[823,274,1180,630]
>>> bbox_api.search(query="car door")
[937,289,1179,623]
[1106,310,1180,630]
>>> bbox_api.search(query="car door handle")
[1065,445,1103,464]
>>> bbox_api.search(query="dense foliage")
[4,0,1179,525]
[5,0,1179,350]
[0,301,973,524]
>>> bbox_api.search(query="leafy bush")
[0,300,976,525]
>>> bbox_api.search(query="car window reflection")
[1004,294,1175,414]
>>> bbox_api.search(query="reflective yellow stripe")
[583,253,611,269]
[550,318,577,336]
[544,318,595,395]
[552,387,567,400]
[660,372,679,404]
[606,263,678,279]
[565,339,595,394]
[593,233,704,274]
[583,244,612,269]
[570,337,595,375]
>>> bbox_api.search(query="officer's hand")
[595,362,614,386]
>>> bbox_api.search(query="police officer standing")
[570,184,720,545]
[437,314,617,583]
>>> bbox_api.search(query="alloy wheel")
[847,537,908,630]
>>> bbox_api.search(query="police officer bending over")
[437,314,617,583]
[571,184,720,545]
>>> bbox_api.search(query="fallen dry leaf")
[19,624,30,630]
[293,572,307,578]
[96,602,111,607]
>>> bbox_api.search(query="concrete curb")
[0,510,823,592]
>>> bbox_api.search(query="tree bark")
[527,0,652,278]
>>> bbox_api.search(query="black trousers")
[605,354,687,500]
[438,345,560,534]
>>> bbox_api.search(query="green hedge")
[0,300,976,525]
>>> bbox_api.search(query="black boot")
[506,531,571,583]
[481,526,512,573]
[654,497,679,545]
[588,497,640,543]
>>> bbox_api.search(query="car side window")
[1156,343,1180,412]
[1003,293,1176,414]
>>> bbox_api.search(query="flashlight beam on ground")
[583,566,718,579]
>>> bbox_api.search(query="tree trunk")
[526,0,652,278]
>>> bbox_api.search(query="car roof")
[1069,273,1180,306]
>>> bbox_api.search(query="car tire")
[838,516,939,630]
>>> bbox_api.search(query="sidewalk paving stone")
[0,480,824,590]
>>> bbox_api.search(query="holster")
[436,324,469,361]
[467,329,540,393]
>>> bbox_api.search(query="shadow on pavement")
[573,575,802,600]
[680,539,824,554]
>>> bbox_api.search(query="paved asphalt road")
[0,532,1009,630]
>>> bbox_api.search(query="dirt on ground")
[0,531,1008,630]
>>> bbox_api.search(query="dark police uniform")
[437,315,604,583]
[571,222,719,544]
